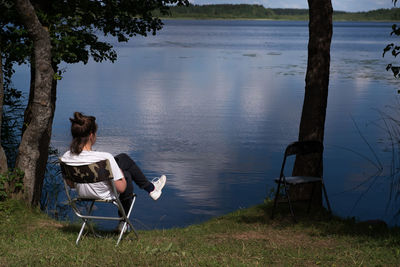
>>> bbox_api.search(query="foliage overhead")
[0,0,30,83]
[0,0,189,71]
[384,0,400,78]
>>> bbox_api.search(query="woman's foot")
[118,221,131,233]
[149,175,166,200]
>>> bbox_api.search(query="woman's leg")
[114,153,155,214]
[117,170,134,214]
[114,153,153,190]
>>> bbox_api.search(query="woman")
[61,112,166,229]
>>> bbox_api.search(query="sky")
[188,0,393,12]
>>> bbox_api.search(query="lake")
[14,20,400,229]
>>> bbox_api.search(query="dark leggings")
[114,153,153,214]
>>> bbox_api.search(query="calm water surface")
[16,20,400,228]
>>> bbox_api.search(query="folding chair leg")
[322,184,332,214]
[87,221,102,238]
[76,219,87,245]
[116,223,127,246]
[307,183,316,213]
[271,180,282,219]
[285,183,297,223]
[86,201,102,238]
[115,195,139,246]
[115,220,137,246]
[116,220,138,245]
[128,223,138,239]
[126,196,139,239]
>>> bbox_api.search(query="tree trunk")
[0,49,9,174]
[14,0,55,206]
[291,0,333,204]
[22,52,36,134]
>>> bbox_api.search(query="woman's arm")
[114,169,127,193]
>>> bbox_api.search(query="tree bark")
[0,49,9,174]
[22,52,36,134]
[14,0,55,206]
[292,0,333,203]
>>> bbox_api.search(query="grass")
[0,199,399,266]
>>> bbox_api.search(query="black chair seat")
[275,176,322,185]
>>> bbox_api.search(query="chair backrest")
[284,140,323,157]
[279,140,323,178]
[59,159,113,184]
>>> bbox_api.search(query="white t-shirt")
[61,150,124,200]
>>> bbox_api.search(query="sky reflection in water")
[14,20,400,228]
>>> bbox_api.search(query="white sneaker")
[118,221,130,233]
[149,175,166,201]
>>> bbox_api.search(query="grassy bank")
[0,199,399,266]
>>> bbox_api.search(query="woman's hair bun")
[69,111,98,154]
[69,112,85,125]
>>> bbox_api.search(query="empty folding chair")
[270,140,332,222]
[59,159,138,246]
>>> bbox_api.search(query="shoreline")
[160,17,398,22]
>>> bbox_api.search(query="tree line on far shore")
[159,4,400,21]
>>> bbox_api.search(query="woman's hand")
[66,179,75,188]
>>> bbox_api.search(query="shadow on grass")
[59,222,137,244]
[232,201,400,244]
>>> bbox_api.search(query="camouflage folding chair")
[59,159,138,246]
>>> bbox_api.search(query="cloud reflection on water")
[47,20,400,227]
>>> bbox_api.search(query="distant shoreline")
[160,17,398,22]
[158,4,400,22]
